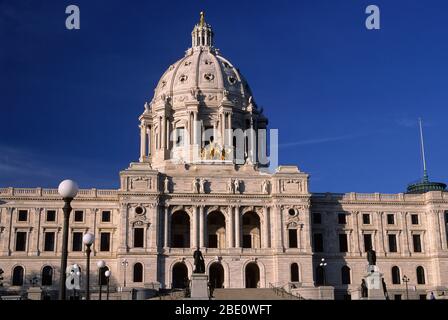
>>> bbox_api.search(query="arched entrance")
[209,263,224,289]
[207,211,226,248]
[171,211,190,248]
[172,262,188,289]
[245,263,260,288]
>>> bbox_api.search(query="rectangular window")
[313,233,324,252]
[44,232,55,251]
[339,234,348,252]
[133,228,144,248]
[101,211,111,222]
[46,210,56,222]
[72,232,83,251]
[208,234,218,248]
[15,232,27,251]
[100,232,111,251]
[362,214,371,224]
[413,234,422,252]
[394,295,402,301]
[243,235,252,248]
[419,295,427,300]
[74,211,84,222]
[388,234,397,252]
[387,214,395,225]
[338,214,347,225]
[313,213,322,224]
[411,214,419,225]
[18,210,28,222]
[363,234,373,252]
[289,229,298,248]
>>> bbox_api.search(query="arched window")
[392,266,401,284]
[290,263,299,282]
[42,266,53,286]
[416,266,425,284]
[12,266,24,286]
[133,263,143,283]
[315,266,325,286]
[341,266,351,285]
[99,266,109,286]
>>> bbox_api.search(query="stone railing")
[0,187,118,199]
[312,192,427,202]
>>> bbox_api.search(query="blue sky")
[1,0,447,193]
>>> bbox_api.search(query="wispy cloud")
[396,118,434,128]
[0,145,118,188]
[278,134,359,148]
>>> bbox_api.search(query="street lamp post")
[402,275,410,300]
[58,179,79,300]
[319,258,328,286]
[83,233,95,300]
[105,270,111,300]
[97,260,105,300]
[121,259,129,288]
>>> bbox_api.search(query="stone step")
[213,288,294,300]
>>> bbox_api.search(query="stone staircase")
[213,288,302,300]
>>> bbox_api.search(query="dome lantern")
[191,11,214,48]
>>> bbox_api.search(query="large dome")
[139,12,267,169]
[150,12,254,111]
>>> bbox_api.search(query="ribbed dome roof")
[150,12,255,111]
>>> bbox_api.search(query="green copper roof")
[406,180,447,194]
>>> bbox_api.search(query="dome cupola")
[138,12,268,170]
[191,12,214,48]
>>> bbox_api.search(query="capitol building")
[0,13,447,300]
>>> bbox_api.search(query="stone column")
[437,210,447,250]
[26,228,32,253]
[234,206,241,248]
[193,112,198,145]
[148,125,152,155]
[199,206,207,248]
[30,208,42,256]
[299,224,304,251]
[227,206,234,248]
[161,115,166,151]
[352,211,361,255]
[249,118,255,163]
[140,123,147,161]
[192,206,199,248]
[164,205,170,248]
[262,207,269,248]
[90,208,97,255]
[166,117,171,150]
[376,212,385,255]
[302,206,312,252]
[2,208,13,255]
[274,205,284,250]
[118,204,128,254]
[149,204,157,250]
[402,212,411,256]
[227,113,232,147]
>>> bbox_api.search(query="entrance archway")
[245,263,260,288]
[209,263,224,289]
[172,262,188,289]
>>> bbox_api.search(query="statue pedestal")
[27,287,43,300]
[365,266,386,300]
[190,273,209,300]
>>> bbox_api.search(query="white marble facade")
[0,13,447,300]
